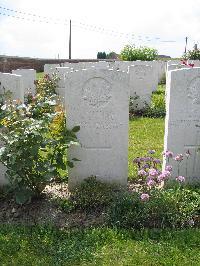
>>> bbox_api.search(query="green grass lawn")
[1,117,199,266]
[129,117,165,180]
[0,226,199,266]
[36,72,44,80]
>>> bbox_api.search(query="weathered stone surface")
[64,69,130,188]
[129,64,155,110]
[167,63,190,71]
[12,69,36,94]
[0,73,24,102]
[44,64,60,76]
[164,68,200,183]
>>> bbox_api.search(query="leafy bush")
[183,49,200,60]
[129,85,166,118]
[108,187,200,229]
[0,75,80,204]
[121,45,158,61]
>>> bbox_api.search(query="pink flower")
[144,157,152,162]
[176,176,185,182]
[181,60,187,65]
[157,170,171,182]
[163,150,173,158]
[147,179,156,187]
[153,159,161,164]
[138,169,147,177]
[157,175,164,183]
[133,157,140,163]
[140,193,150,202]
[148,168,159,177]
[174,154,184,161]
[165,165,172,172]
[142,164,150,169]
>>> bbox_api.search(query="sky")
[0,0,200,59]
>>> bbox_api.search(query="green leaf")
[71,126,80,133]
[15,188,33,204]
[67,161,74,168]
[72,158,81,162]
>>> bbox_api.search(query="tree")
[97,52,107,59]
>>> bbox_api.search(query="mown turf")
[128,117,165,180]
[36,72,44,80]
[0,226,199,266]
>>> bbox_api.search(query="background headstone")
[44,64,60,76]
[129,64,155,110]
[12,69,36,95]
[0,73,24,102]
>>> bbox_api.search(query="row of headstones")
[44,60,166,111]
[1,63,200,187]
[0,69,36,185]
[0,69,36,103]
[44,62,200,188]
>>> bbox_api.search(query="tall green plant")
[0,75,80,204]
[121,44,158,61]
[183,49,200,60]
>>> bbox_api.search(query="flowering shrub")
[108,187,200,229]
[0,75,80,204]
[120,44,158,61]
[106,150,199,229]
[183,49,200,60]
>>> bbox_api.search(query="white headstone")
[129,65,155,110]
[12,69,36,95]
[167,64,190,72]
[0,73,24,102]
[167,60,180,66]
[44,64,60,76]
[109,61,130,72]
[157,60,167,83]
[64,69,130,188]
[164,67,200,183]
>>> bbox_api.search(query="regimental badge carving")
[135,66,147,80]
[82,77,111,108]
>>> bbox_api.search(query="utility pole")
[184,36,188,54]
[69,19,71,59]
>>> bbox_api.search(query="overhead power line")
[0,6,67,24]
[0,5,177,43]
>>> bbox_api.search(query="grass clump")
[0,225,200,266]
[58,176,123,213]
